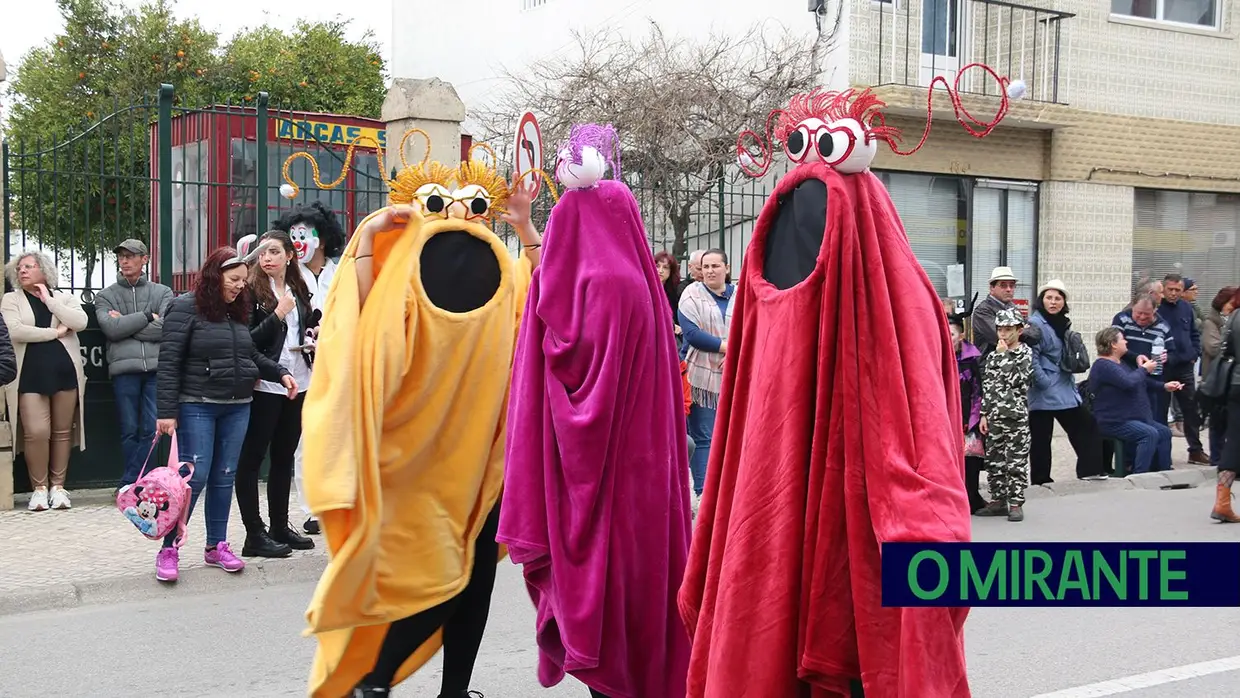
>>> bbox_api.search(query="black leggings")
[235,391,304,533]
[1029,405,1104,483]
[362,502,501,691]
[965,456,987,513]
[1220,395,1240,475]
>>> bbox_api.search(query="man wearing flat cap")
[95,239,173,491]
[971,266,1041,358]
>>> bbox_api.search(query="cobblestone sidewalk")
[1,490,325,609]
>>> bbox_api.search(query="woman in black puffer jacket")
[153,247,296,584]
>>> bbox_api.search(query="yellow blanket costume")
[285,134,541,697]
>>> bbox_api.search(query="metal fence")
[3,85,392,296]
[3,84,787,298]
[1,84,787,489]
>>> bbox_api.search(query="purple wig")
[557,123,622,180]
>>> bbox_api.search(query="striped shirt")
[1111,310,1175,370]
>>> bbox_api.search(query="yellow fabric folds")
[300,207,532,698]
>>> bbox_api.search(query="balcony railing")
[872,0,1074,105]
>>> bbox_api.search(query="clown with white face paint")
[270,201,346,536]
[288,221,320,266]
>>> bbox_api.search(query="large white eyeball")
[556,146,606,189]
[824,119,877,174]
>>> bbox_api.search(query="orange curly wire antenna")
[512,167,560,204]
[397,128,432,171]
[281,135,387,199]
[467,142,501,169]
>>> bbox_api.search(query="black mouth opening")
[762,178,828,291]
[420,230,502,313]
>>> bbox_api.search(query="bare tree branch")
[471,19,837,257]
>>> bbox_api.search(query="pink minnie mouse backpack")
[116,432,194,547]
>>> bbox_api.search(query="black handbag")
[1200,314,1236,402]
[1060,329,1091,374]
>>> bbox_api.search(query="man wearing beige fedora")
[971,266,1042,358]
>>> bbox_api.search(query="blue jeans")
[163,402,252,548]
[1103,420,1172,474]
[688,403,717,496]
[113,372,158,488]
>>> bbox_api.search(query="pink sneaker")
[204,542,245,573]
[155,548,179,582]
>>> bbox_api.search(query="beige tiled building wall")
[1037,181,1135,339]
[1059,4,1240,125]
[843,0,1240,331]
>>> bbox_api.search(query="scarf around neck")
[680,280,730,408]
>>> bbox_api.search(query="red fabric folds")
[678,163,973,698]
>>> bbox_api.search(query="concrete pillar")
[0,48,11,510]
[381,78,466,173]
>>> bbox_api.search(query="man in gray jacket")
[971,266,1042,357]
[95,239,173,489]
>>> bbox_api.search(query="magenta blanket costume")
[497,131,692,698]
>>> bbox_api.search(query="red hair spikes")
[736,62,1018,177]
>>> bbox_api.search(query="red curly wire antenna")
[873,62,1017,157]
[736,108,783,178]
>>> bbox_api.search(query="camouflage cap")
[995,307,1025,327]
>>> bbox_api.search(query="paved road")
[2,485,1238,697]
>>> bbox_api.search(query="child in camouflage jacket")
[978,307,1034,522]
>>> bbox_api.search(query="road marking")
[1029,655,1240,697]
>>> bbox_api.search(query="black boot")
[351,686,389,697]
[241,529,292,558]
[270,524,315,550]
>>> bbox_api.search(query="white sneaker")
[49,487,72,510]
[28,488,49,512]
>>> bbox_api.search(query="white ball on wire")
[280,183,297,200]
[555,146,606,190]
[1006,79,1028,101]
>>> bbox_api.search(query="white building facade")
[393,0,1240,337]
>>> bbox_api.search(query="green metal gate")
[2,84,387,491]
[3,83,770,491]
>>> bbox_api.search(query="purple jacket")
[957,340,983,433]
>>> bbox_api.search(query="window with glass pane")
[230,138,258,242]
[880,172,967,298]
[922,0,959,57]
[1112,0,1218,27]
[971,187,1003,301]
[265,145,347,220]
[171,143,210,274]
[1005,189,1037,304]
[1112,0,1156,19]
[352,153,387,226]
[1132,189,1240,304]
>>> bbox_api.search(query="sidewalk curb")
[1021,465,1215,500]
[0,554,326,619]
[28,465,1224,511]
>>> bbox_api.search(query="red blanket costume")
[677,66,1023,698]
